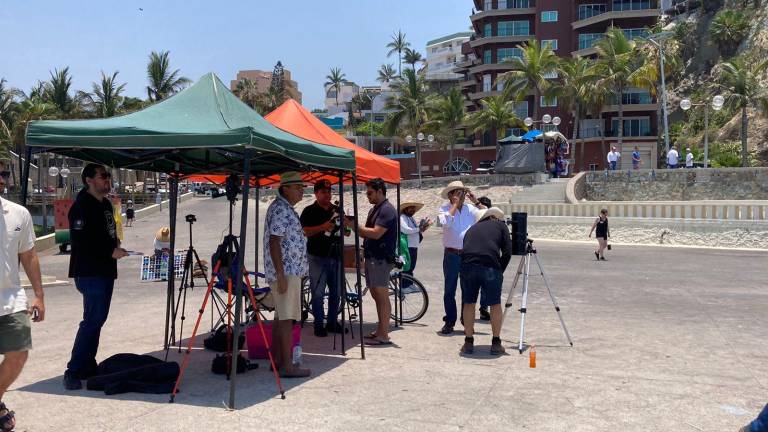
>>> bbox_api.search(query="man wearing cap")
[437,181,485,335]
[459,207,513,355]
[300,179,344,337]
[399,202,431,287]
[264,172,311,378]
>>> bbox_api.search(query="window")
[542,124,559,132]
[509,0,530,7]
[483,74,492,92]
[498,20,530,36]
[543,70,559,79]
[484,49,492,64]
[579,33,604,50]
[541,11,558,22]
[612,89,652,105]
[540,96,558,107]
[484,0,493,11]
[497,79,505,92]
[498,0,507,8]
[542,39,558,51]
[578,4,606,20]
[443,157,472,174]
[613,0,652,11]
[611,118,651,136]
[497,47,523,62]
[623,28,649,40]
[513,101,529,119]
[484,23,492,37]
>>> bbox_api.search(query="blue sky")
[1,0,471,110]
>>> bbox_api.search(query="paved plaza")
[7,196,767,431]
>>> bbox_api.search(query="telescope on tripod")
[502,213,574,354]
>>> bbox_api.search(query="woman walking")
[589,208,609,260]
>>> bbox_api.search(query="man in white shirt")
[399,202,431,290]
[0,171,45,432]
[607,147,621,170]
[685,148,694,168]
[437,181,485,334]
[667,146,680,169]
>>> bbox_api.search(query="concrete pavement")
[5,195,767,431]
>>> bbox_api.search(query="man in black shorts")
[459,207,513,355]
[346,178,397,345]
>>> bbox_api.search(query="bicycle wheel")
[388,273,429,323]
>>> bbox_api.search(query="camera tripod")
[501,239,574,354]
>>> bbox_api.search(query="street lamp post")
[680,95,724,168]
[648,31,675,154]
[405,132,434,187]
[524,115,561,129]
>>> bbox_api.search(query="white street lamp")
[712,95,725,110]
[648,31,675,153]
[552,116,561,126]
[48,166,59,177]
[427,134,435,143]
[524,117,534,127]
[680,94,725,168]
[542,114,552,124]
[405,135,413,143]
[60,167,70,178]
[417,132,425,141]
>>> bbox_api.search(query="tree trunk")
[617,85,624,148]
[448,132,456,173]
[398,50,402,77]
[533,87,540,125]
[741,106,749,167]
[495,128,503,162]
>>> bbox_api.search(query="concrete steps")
[509,179,568,203]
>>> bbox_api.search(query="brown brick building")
[230,68,302,103]
[456,0,663,171]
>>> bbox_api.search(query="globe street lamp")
[405,132,435,187]
[680,95,725,168]
[524,115,561,130]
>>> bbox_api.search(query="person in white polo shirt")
[685,148,694,168]
[607,147,621,170]
[0,170,45,432]
[667,146,680,169]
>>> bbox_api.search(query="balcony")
[471,6,536,21]
[468,63,515,74]
[571,46,598,57]
[601,102,658,113]
[469,35,530,49]
[469,90,502,100]
[572,8,661,30]
[460,78,478,88]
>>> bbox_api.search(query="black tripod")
[167,214,210,356]
[501,239,574,354]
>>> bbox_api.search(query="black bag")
[204,325,245,352]
[211,353,252,375]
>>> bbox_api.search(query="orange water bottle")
[529,345,537,368]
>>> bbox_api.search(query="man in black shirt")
[300,179,343,337]
[345,178,397,345]
[64,164,128,390]
[459,207,512,355]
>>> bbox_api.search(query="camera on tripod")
[186,214,197,223]
[505,212,529,256]
[225,174,241,202]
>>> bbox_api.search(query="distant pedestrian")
[685,148,694,168]
[589,209,610,261]
[667,146,679,169]
[632,146,642,170]
[399,202,431,289]
[125,200,135,227]
[607,147,620,170]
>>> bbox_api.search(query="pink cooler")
[245,322,301,359]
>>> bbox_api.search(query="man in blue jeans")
[64,164,128,390]
[742,403,768,432]
[459,207,513,355]
[437,181,484,335]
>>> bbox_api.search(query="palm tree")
[710,9,751,57]
[464,95,522,161]
[325,67,346,109]
[716,57,768,167]
[429,86,466,169]
[554,57,595,172]
[146,51,190,101]
[261,86,288,114]
[235,78,262,110]
[593,27,639,148]
[384,69,434,176]
[44,67,76,115]
[377,64,397,84]
[88,71,126,118]
[0,79,22,150]
[386,30,410,77]
[403,48,423,72]
[496,39,560,122]
[582,80,611,167]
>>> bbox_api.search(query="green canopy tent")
[23,73,358,408]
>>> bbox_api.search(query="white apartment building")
[324,81,360,115]
[425,31,473,83]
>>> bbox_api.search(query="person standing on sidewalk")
[632,147,642,170]
[398,202,430,289]
[300,179,343,337]
[0,171,45,432]
[589,208,610,261]
[459,207,512,355]
[667,146,680,169]
[64,164,128,390]
[685,148,694,168]
[437,181,485,335]
[607,147,620,170]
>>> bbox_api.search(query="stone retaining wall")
[583,168,768,201]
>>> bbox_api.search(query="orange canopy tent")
[188,99,400,185]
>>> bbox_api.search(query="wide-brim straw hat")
[477,207,505,222]
[440,180,468,199]
[399,202,424,213]
[279,171,307,187]
[156,227,171,243]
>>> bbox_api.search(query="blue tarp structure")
[521,129,543,142]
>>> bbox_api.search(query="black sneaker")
[479,307,491,321]
[440,323,454,335]
[63,372,82,390]
[314,327,328,337]
[460,337,474,354]
[594,251,600,260]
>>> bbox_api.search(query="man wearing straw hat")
[264,172,311,378]
[459,207,513,355]
[153,227,171,256]
[399,202,431,287]
[437,180,485,335]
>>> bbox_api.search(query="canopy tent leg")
[20,147,32,207]
[338,171,346,356]
[164,176,179,349]
[254,178,259,280]
[229,152,251,410]
[395,184,402,327]
[351,175,365,359]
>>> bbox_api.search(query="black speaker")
[509,212,528,256]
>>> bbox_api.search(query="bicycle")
[301,268,429,324]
